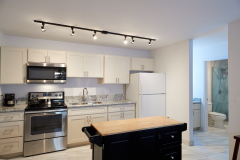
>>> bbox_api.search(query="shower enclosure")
[212,66,228,120]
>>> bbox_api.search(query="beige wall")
[229,19,240,160]
[149,40,193,145]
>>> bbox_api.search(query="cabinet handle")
[4,116,13,120]
[5,129,13,133]
[118,78,119,83]
[171,135,174,138]
[171,156,174,159]
[143,65,144,70]
[89,116,92,124]
[123,112,124,118]
[120,113,122,118]
[116,78,117,83]
[141,65,143,70]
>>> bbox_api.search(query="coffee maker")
[3,94,15,107]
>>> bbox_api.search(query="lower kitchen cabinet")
[0,137,23,156]
[68,113,107,144]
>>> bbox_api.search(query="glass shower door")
[212,67,228,120]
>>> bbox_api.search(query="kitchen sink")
[69,101,102,105]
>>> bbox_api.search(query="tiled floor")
[8,126,229,160]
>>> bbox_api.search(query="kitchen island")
[83,116,187,160]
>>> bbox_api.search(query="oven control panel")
[29,92,64,100]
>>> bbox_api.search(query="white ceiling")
[0,0,239,51]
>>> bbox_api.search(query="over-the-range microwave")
[26,62,66,84]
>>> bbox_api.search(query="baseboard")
[182,139,194,146]
[67,141,90,148]
[0,152,23,159]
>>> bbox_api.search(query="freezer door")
[139,73,165,94]
[140,94,166,118]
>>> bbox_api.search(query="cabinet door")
[193,110,201,128]
[88,113,107,126]
[117,56,130,84]
[131,58,142,70]
[67,52,86,77]
[142,58,153,71]
[104,132,132,160]
[0,47,27,84]
[108,112,123,121]
[48,50,66,63]
[123,111,135,120]
[135,129,158,160]
[104,55,118,83]
[28,49,47,62]
[86,54,103,78]
[67,115,88,144]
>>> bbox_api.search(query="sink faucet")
[83,88,88,102]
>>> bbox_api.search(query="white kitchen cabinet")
[48,50,66,63]
[193,108,201,129]
[0,137,23,156]
[108,111,135,121]
[99,55,130,84]
[27,49,66,63]
[67,52,103,78]
[131,58,153,71]
[0,47,27,84]
[67,52,86,77]
[28,49,48,62]
[68,115,88,144]
[87,113,107,126]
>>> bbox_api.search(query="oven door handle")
[25,109,67,114]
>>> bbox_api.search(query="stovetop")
[25,102,67,111]
[25,91,67,112]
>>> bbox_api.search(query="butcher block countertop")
[91,116,184,136]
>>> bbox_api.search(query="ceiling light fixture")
[131,37,135,44]
[93,31,97,40]
[70,27,74,36]
[124,36,127,44]
[34,20,156,45]
[41,23,46,32]
[149,40,152,46]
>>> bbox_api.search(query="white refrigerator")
[126,73,166,118]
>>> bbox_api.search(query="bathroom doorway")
[207,60,228,128]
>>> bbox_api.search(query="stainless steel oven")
[24,109,67,157]
[26,62,66,84]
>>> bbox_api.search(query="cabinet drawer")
[0,112,24,122]
[160,145,181,160]
[68,106,107,116]
[0,121,23,139]
[108,104,135,113]
[0,137,23,155]
[193,104,200,110]
[160,125,181,148]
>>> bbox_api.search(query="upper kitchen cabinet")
[0,47,27,84]
[131,58,153,71]
[98,55,130,84]
[28,49,66,63]
[67,52,103,78]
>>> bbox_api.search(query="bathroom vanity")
[83,116,187,160]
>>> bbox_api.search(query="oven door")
[24,110,67,142]
[26,62,66,84]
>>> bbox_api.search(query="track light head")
[70,27,75,36]
[131,37,135,44]
[93,31,97,40]
[41,23,46,32]
[149,40,152,46]
[124,36,128,44]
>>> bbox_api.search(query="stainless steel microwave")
[26,62,66,84]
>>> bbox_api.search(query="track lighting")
[41,23,46,32]
[124,36,127,44]
[131,37,135,44]
[70,27,74,36]
[149,40,152,46]
[93,31,97,40]
[34,20,156,45]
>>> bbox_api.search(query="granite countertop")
[0,104,27,113]
[67,100,136,108]
[193,98,201,104]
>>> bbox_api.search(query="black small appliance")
[3,93,15,107]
